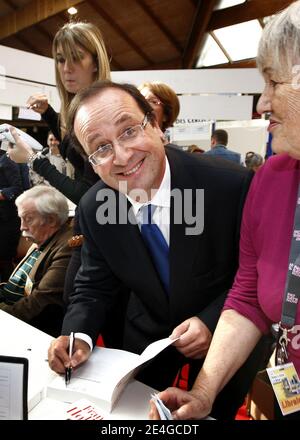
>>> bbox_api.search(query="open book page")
[138,337,178,365]
[110,337,179,409]
[47,347,137,411]
[73,346,137,382]
[46,336,176,412]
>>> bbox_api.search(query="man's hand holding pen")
[48,335,91,375]
[65,332,74,386]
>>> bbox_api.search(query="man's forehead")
[18,210,39,220]
[75,88,143,146]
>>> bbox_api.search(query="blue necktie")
[140,204,169,294]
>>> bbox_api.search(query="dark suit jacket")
[63,147,252,354]
[0,150,22,259]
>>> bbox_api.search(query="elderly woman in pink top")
[149,1,300,420]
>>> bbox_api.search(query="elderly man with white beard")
[0,185,72,336]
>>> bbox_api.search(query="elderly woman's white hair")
[257,0,300,73]
[15,185,69,226]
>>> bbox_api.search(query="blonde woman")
[8,22,127,349]
[10,22,111,204]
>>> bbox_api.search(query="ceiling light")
[67,7,78,15]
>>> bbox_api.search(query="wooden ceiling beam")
[58,12,71,26]
[137,0,182,53]
[0,0,84,40]
[205,59,257,69]
[109,57,124,71]
[182,0,219,68]
[14,34,44,56]
[89,0,154,66]
[2,0,18,9]
[2,0,53,44]
[209,31,231,63]
[140,57,182,70]
[207,0,293,30]
[35,24,54,44]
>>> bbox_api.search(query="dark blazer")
[0,151,22,259]
[63,147,252,352]
[205,144,241,164]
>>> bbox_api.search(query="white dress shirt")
[126,157,171,245]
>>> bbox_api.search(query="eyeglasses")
[88,114,149,166]
[146,97,163,106]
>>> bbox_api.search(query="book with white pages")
[46,336,177,412]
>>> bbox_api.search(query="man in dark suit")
[48,81,266,419]
[205,129,241,164]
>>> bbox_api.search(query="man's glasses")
[88,114,149,166]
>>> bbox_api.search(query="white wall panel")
[0,77,60,111]
[178,94,253,120]
[0,104,12,120]
[0,44,55,85]
[217,120,269,158]
[112,68,264,94]
[0,46,263,123]
[0,45,264,95]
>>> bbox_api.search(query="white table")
[0,310,55,412]
[0,310,154,419]
[29,380,155,420]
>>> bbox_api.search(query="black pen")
[65,332,74,386]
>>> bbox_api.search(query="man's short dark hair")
[211,129,228,146]
[67,80,156,155]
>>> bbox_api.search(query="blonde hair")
[52,21,111,136]
[257,1,300,74]
[138,81,180,131]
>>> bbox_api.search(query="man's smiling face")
[74,87,166,200]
